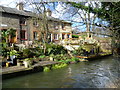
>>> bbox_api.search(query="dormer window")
[33,21,38,27]
[20,18,26,25]
[62,23,65,30]
[54,23,59,30]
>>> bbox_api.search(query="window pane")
[20,30,25,39]
[62,34,65,39]
[62,23,65,29]
[20,18,26,25]
[67,34,70,38]
[54,23,59,30]
[33,32,38,40]
[54,34,58,40]
[33,21,38,26]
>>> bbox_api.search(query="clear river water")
[2,56,120,88]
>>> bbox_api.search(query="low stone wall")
[2,61,60,80]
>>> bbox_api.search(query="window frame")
[20,30,27,40]
[62,33,65,39]
[33,31,38,40]
[62,23,65,30]
[54,22,59,30]
[33,21,39,27]
[20,18,26,25]
[67,34,70,38]
[54,34,58,40]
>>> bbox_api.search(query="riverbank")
[2,61,60,79]
[2,53,112,80]
[3,56,120,88]
[77,52,112,60]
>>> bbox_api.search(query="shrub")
[72,46,84,56]
[2,47,9,58]
[23,48,34,58]
[32,47,44,57]
[38,55,46,58]
[72,35,79,38]
[23,58,33,67]
[45,43,67,55]
[43,66,50,72]
[23,47,44,58]
[73,43,100,56]
[9,50,18,56]
[71,57,79,62]
[52,63,67,69]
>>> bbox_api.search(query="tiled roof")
[0,5,71,24]
[0,5,34,16]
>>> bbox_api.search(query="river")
[2,56,120,88]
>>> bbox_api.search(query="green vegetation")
[9,28,16,38]
[1,28,17,58]
[9,50,18,56]
[23,58,33,67]
[38,55,46,59]
[43,63,68,72]
[67,2,120,56]
[73,43,100,56]
[43,66,51,72]
[45,43,67,55]
[23,47,43,58]
[72,35,79,38]
[57,57,79,64]
[52,63,67,70]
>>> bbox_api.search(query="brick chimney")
[44,8,52,17]
[16,2,24,10]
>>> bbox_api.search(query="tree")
[90,2,120,55]
[98,2,120,49]
[26,1,57,53]
[66,2,100,37]
[66,1,120,55]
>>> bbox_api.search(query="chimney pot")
[45,8,52,17]
[16,2,24,10]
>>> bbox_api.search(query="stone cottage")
[0,3,72,45]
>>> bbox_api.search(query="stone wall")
[1,13,20,29]
[94,37,112,52]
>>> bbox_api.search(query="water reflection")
[3,56,120,88]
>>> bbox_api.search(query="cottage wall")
[0,6,72,44]
[1,13,20,29]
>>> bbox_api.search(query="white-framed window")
[62,23,65,30]
[54,23,59,30]
[54,34,58,40]
[67,34,70,38]
[33,31,38,40]
[33,21,38,26]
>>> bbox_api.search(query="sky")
[0,0,17,7]
[0,1,104,33]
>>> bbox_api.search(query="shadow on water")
[2,56,120,88]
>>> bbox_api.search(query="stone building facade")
[0,3,72,45]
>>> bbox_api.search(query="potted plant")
[9,28,16,43]
[17,59,23,66]
[49,54,54,61]
[23,58,33,68]
[8,50,18,65]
